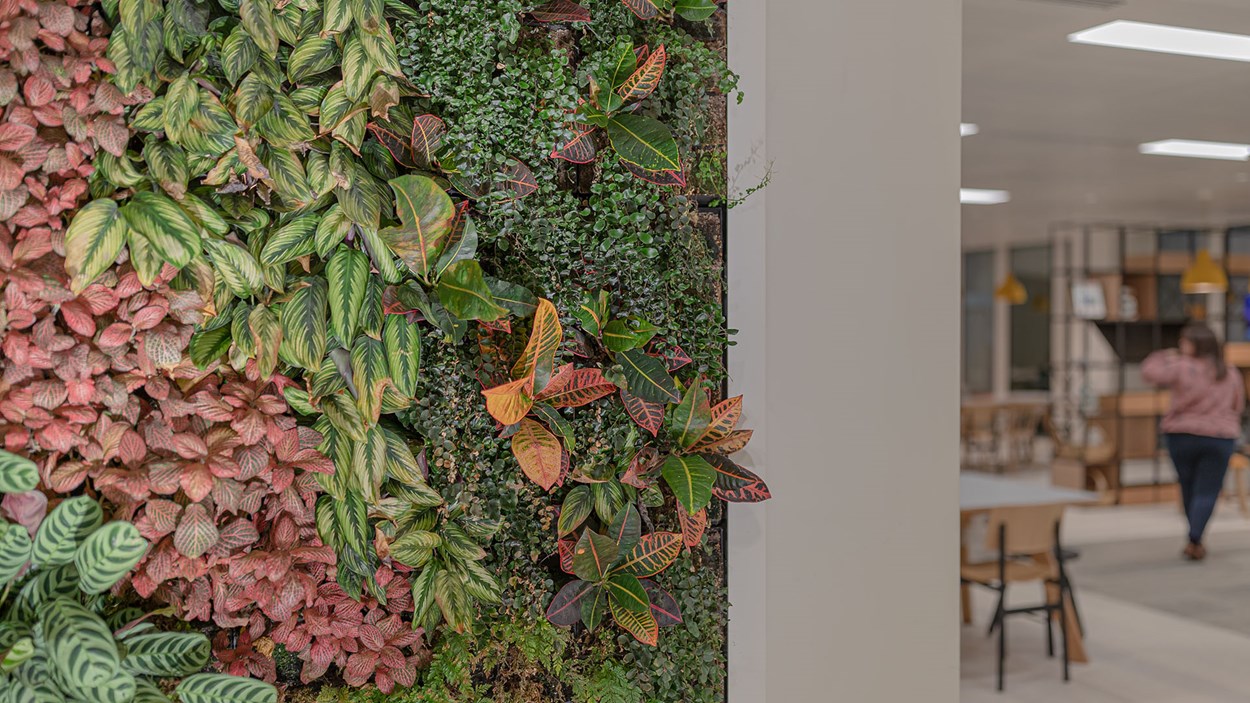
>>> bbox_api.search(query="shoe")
[1183,543,1207,561]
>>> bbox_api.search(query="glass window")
[963,250,994,394]
[1009,245,1051,391]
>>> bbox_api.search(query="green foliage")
[0,466,274,703]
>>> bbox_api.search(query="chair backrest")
[983,504,1064,556]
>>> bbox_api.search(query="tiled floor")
[961,500,1250,701]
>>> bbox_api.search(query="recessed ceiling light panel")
[1139,139,1250,161]
[961,189,1011,205]
[1069,21,1250,63]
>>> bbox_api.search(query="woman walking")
[1143,323,1245,561]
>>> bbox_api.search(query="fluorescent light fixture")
[961,123,980,137]
[1139,139,1250,161]
[1069,21,1250,63]
[961,189,1010,205]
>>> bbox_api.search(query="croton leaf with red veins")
[529,0,592,23]
[499,158,538,200]
[550,123,597,164]
[621,388,665,436]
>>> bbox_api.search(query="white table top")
[960,473,1099,512]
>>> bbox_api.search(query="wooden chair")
[962,406,1001,471]
[1228,453,1250,518]
[1004,404,1047,469]
[1046,413,1117,503]
[961,505,1072,692]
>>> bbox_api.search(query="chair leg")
[1046,607,1055,658]
[997,593,1007,692]
[961,583,972,625]
[987,593,1003,637]
[1235,466,1249,518]
[1059,583,1071,682]
[1064,575,1085,637]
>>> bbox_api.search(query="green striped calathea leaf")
[12,563,77,619]
[383,313,421,398]
[278,278,328,372]
[121,632,210,677]
[390,530,440,568]
[220,24,260,85]
[410,565,438,624]
[0,450,38,493]
[341,30,377,103]
[248,304,283,381]
[176,673,278,703]
[287,35,339,84]
[659,453,716,516]
[259,213,319,266]
[380,174,456,280]
[74,521,148,594]
[121,191,202,269]
[238,0,278,58]
[64,199,128,293]
[435,260,507,322]
[459,557,502,603]
[202,238,264,297]
[327,245,369,345]
[127,225,164,287]
[605,114,681,173]
[616,348,679,404]
[31,496,103,568]
[350,335,391,424]
[433,568,472,633]
[439,523,486,562]
[41,598,121,689]
[0,522,32,586]
[557,485,593,537]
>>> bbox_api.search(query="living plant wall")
[0,0,767,700]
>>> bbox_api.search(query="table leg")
[961,583,972,625]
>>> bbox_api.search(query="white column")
[729,0,962,700]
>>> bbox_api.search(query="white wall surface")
[728,1,962,701]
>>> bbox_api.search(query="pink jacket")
[1141,351,1246,440]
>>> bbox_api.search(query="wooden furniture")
[1053,225,1226,502]
[961,505,1072,692]
[1097,391,1170,460]
[959,474,1099,668]
[961,400,1050,472]
[1046,413,1118,501]
[1230,453,1250,518]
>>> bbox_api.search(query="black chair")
[961,505,1073,692]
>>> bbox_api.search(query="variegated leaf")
[512,298,562,394]
[614,532,682,578]
[278,278,328,372]
[383,313,421,398]
[704,454,772,503]
[617,44,666,101]
[65,200,127,293]
[511,418,562,491]
[660,454,716,515]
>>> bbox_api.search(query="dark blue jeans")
[1166,433,1236,545]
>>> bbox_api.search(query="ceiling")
[962,0,1250,246]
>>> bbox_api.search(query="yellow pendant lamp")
[1180,250,1228,294]
[995,273,1028,305]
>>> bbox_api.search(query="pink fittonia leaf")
[174,503,219,559]
[143,328,184,368]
